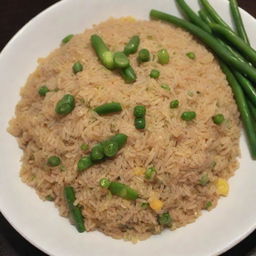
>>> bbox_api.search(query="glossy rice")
[8,18,240,242]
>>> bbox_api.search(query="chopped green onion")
[158,212,172,226]
[77,156,93,172]
[38,85,50,96]
[138,49,150,62]
[170,100,179,108]
[134,117,145,129]
[80,144,89,151]
[47,156,61,167]
[204,201,212,210]
[99,178,111,188]
[161,84,170,91]
[133,105,146,118]
[145,167,156,180]
[199,173,209,186]
[46,195,54,201]
[181,111,196,121]
[141,202,150,209]
[186,52,196,59]
[62,34,74,44]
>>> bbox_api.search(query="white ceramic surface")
[0,0,255,255]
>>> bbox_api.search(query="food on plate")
[8,15,242,242]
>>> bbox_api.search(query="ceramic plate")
[0,0,255,255]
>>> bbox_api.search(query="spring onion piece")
[199,173,209,186]
[90,34,114,70]
[62,34,74,44]
[124,35,140,55]
[80,143,89,151]
[109,133,128,150]
[99,178,111,188]
[141,202,150,209]
[46,195,54,201]
[158,212,172,226]
[145,167,156,180]
[204,201,212,210]
[64,186,86,232]
[170,100,179,109]
[94,102,122,115]
[161,84,171,91]
[186,52,196,59]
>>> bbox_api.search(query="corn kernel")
[215,178,229,196]
[149,198,163,212]
[133,167,145,176]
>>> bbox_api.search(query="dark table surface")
[0,0,256,255]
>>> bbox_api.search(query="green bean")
[124,35,140,55]
[133,105,146,118]
[91,144,104,162]
[93,102,122,115]
[181,111,196,121]
[77,156,93,172]
[186,52,196,59]
[134,117,145,129]
[145,167,156,180]
[113,52,130,69]
[55,94,75,115]
[99,178,111,188]
[212,114,225,125]
[230,0,250,45]
[199,0,231,29]
[47,156,61,167]
[220,62,256,159]
[90,34,114,70]
[197,7,256,108]
[120,65,137,83]
[138,49,150,62]
[109,133,128,150]
[150,69,160,79]
[170,100,179,109]
[103,140,119,157]
[248,101,256,121]
[234,72,256,107]
[38,85,50,96]
[198,8,213,26]
[64,186,86,232]
[62,34,74,44]
[210,24,256,66]
[158,212,172,226]
[72,61,83,74]
[108,181,138,200]
[150,10,256,83]
[157,49,170,64]
[175,0,211,33]
[199,173,209,186]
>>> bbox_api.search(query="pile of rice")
[8,18,240,242]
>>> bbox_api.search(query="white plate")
[0,0,255,255]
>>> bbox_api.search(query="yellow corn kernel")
[120,16,136,22]
[149,198,163,212]
[133,167,145,176]
[215,178,229,196]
